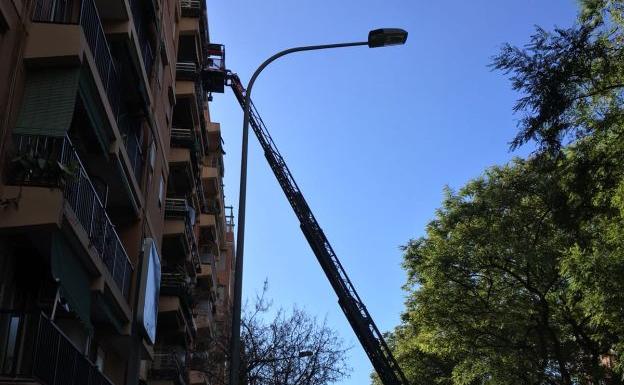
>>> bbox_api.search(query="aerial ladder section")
[226,72,409,385]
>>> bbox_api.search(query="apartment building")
[0,0,235,384]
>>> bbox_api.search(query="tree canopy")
[379,1,624,384]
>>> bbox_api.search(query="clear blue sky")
[206,1,578,384]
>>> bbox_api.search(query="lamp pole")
[229,29,408,385]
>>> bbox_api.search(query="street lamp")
[257,350,315,364]
[229,28,408,385]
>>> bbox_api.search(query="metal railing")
[165,197,190,219]
[171,128,195,148]
[180,0,201,16]
[8,135,134,299]
[161,271,192,297]
[198,245,218,291]
[0,311,114,385]
[195,81,206,114]
[186,214,201,272]
[195,175,209,214]
[119,116,144,183]
[176,61,198,80]
[225,205,235,235]
[164,198,201,272]
[32,0,121,121]
[151,349,187,384]
[205,153,224,177]
[129,0,155,77]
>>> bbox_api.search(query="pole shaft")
[228,40,368,385]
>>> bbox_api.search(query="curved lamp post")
[229,28,408,385]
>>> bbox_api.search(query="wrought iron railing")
[205,153,224,177]
[180,0,201,16]
[151,349,187,384]
[0,311,114,385]
[171,128,195,148]
[164,198,201,271]
[195,81,205,114]
[225,205,235,235]
[165,197,190,219]
[176,61,198,80]
[7,135,134,299]
[32,0,121,122]
[161,271,192,297]
[129,0,155,77]
[198,244,218,292]
[119,116,144,183]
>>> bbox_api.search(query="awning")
[50,232,93,333]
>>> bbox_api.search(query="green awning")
[50,233,93,333]
[14,68,80,136]
[78,66,112,155]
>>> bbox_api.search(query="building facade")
[0,0,235,384]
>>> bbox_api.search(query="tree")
[196,283,350,385]
[241,283,350,385]
[491,1,624,153]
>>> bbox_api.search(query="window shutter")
[15,68,80,136]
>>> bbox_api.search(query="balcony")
[193,302,215,339]
[168,147,195,195]
[119,114,144,184]
[163,198,201,272]
[28,0,145,216]
[158,291,197,344]
[129,0,155,78]
[171,127,195,148]
[0,311,114,385]
[150,349,187,385]
[205,122,221,152]
[201,44,226,93]
[201,154,223,201]
[161,271,193,301]
[225,206,235,237]
[4,134,134,300]
[32,0,121,120]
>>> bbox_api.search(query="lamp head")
[368,28,408,48]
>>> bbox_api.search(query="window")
[149,141,156,171]
[0,11,8,33]
[158,175,164,208]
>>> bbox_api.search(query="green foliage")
[379,2,624,384]
[491,5,624,153]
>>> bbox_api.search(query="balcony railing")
[176,61,198,80]
[33,0,121,120]
[198,245,218,291]
[196,176,209,214]
[171,128,195,148]
[205,153,224,177]
[180,0,201,17]
[151,349,187,385]
[225,205,235,235]
[119,116,144,183]
[195,81,206,114]
[161,271,192,298]
[129,0,155,78]
[7,134,134,299]
[165,198,201,271]
[0,311,114,385]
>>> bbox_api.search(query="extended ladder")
[227,72,409,385]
